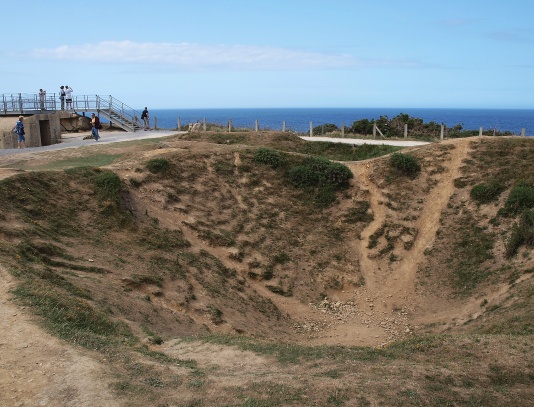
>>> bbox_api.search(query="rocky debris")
[292,297,415,345]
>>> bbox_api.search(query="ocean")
[146,108,534,136]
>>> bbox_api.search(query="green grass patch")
[24,154,123,171]
[501,182,534,216]
[452,223,495,293]
[186,334,391,365]
[12,280,136,350]
[506,209,534,258]
[292,141,402,161]
[94,171,122,202]
[470,181,505,204]
[253,148,285,168]
[146,158,171,174]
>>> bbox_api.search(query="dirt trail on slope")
[327,139,473,344]
[378,140,470,302]
[0,266,121,407]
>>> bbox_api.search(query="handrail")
[0,93,142,131]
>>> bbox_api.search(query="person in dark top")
[141,107,150,131]
[91,113,100,141]
[14,116,27,148]
[59,86,66,110]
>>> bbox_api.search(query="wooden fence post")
[255,119,259,132]
[309,122,313,137]
[373,124,376,139]
[341,122,344,137]
[177,117,181,131]
[203,118,206,131]
[282,121,286,132]
[228,119,232,132]
[404,124,408,138]
[440,124,444,141]
[479,127,483,137]
[154,117,157,130]
[521,128,526,137]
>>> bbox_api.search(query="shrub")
[390,153,421,176]
[312,123,339,135]
[253,148,284,168]
[146,158,171,174]
[288,164,320,189]
[350,118,374,135]
[288,157,352,190]
[94,171,121,201]
[470,181,505,204]
[506,209,534,257]
[501,183,534,216]
[314,186,338,207]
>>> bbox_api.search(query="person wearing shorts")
[15,116,26,148]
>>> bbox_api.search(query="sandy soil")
[0,134,531,406]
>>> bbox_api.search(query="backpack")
[14,121,24,135]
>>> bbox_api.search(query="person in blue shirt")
[14,116,26,148]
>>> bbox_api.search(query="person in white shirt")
[65,86,73,110]
[39,89,46,110]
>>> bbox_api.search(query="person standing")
[14,116,27,148]
[39,89,46,110]
[59,86,66,110]
[65,86,73,110]
[141,107,149,131]
[91,113,100,141]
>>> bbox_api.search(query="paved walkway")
[300,136,430,147]
[0,130,183,157]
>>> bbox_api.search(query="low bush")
[288,157,352,190]
[312,123,339,135]
[501,183,534,216]
[253,148,285,168]
[506,209,534,257]
[390,153,421,176]
[94,171,122,202]
[470,181,506,204]
[146,158,171,174]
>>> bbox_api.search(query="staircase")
[76,95,142,132]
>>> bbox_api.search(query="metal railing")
[1,93,59,113]
[1,93,141,131]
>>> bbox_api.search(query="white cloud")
[29,41,421,71]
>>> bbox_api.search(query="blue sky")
[2,0,533,109]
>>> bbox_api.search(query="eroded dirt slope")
[0,134,532,406]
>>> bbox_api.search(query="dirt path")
[380,139,470,300]
[0,266,121,407]
[322,139,473,344]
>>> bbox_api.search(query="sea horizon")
[141,107,534,135]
